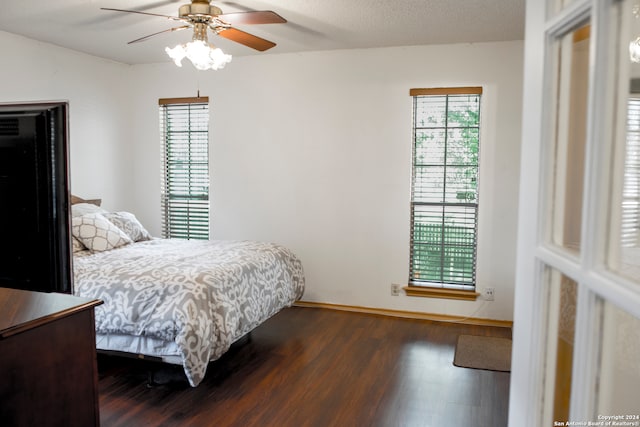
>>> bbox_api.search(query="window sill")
[403,286,480,301]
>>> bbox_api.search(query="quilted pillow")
[71,236,86,253]
[72,213,132,252]
[104,212,152,242]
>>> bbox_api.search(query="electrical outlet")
[482,287,495,301]
[391,283,401,296]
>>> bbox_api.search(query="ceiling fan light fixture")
[165,41,232,70]
[165,22,232,71]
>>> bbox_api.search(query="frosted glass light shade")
[630,37,640,63]
[165,40,232,71]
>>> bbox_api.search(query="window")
[621,95,640,247]
[159,97,210,240]
[409,87,482,291]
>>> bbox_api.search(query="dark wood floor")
[97,306,512,427]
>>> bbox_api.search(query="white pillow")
[72,213,132,252]
[104,212,152,242]
[71,202,108,217]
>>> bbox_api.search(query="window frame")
[406,87,482,299]
[159,96,210,240]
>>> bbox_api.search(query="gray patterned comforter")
[73,239,305,386]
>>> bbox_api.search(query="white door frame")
[510,0,640,425]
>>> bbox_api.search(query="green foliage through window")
[410,90,481,289]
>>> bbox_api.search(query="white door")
[511,0,640,425]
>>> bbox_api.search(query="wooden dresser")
[0,287,103,427]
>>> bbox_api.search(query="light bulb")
[630,37,640,63]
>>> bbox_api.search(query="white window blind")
[409,87,482,290]
[622,96,640,247]
[159,97,210,240]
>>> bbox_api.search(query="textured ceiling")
[0,0,525,65]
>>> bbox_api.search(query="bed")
[70,202,305,387]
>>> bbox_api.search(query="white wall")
[0,31,522,321]
[0,31,133,211]
[129,41,524,321]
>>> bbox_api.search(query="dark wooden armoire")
[0,102,72,293]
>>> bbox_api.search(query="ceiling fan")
[102,0,287,69]
[103,0,286,51]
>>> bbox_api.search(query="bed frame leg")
[146,370,159,388]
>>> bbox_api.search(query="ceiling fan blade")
[127,25,191,44]
[217,11,287,25]
[100,7,185,22]
[136,1,182,12]
[216,27,276,51]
